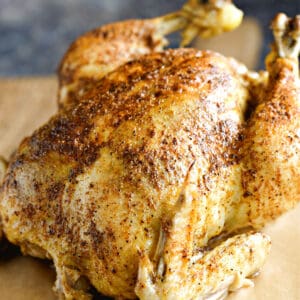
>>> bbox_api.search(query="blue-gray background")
[1,0,299,76]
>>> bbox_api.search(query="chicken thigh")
[0,1,300,299]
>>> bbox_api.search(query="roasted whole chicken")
[0,0,300,299]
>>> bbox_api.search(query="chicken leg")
[226,13,300,231]
[58,0,243,110]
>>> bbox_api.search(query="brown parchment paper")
[0,77,299,300]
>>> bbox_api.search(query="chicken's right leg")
[58,0,243,110]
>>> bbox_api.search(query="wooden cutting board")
[0,77,300,299]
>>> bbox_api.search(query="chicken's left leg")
[226,14,300,231]
[135,165,270,300]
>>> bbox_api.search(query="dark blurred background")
[0,0,299,76]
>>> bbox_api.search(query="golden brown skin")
[1,48,252,299]
[0,2,299,299]
[57,19,166,110]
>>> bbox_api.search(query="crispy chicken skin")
[0,1,300,299]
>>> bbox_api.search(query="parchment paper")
[0,76,299,300]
